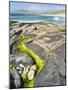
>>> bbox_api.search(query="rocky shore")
[10,21,66,88]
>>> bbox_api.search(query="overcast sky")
[10,1,65,13]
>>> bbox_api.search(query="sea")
[10,13,65,25]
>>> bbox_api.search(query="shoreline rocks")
[10,22,66,88]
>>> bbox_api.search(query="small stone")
[27,70,35,80]
[16,67,21,70]
[19,64,24,68]
[19,70,21,74]
[30,65,37,70]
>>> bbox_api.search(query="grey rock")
[10,69,20,79]
[54,55,65,77]
[10,69,21,88]
[35,55,65,87]
[10,53,34,67]
[26,43,48,60]
[54,43,65,61]
[10,23,66,87]
[14,79,21,88]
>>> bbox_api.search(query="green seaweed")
[17,35,45,87]
[23,79,35,88]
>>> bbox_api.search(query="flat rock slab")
[26,43,48,60]
[11,41,65,87]
[54,43,65,60]
[34,55,66,87]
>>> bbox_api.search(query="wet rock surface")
[10,53,34,67]
[35,55,66,87]
[26,43,48,60]
[10,69,22,89]
[10,22,66,88]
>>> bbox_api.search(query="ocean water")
[10,13,65,24]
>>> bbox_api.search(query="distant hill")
[12,9,65,15]
[42,10,65,15]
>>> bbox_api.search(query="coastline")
[10,20,65,26]
[39,14,65,17]
[10,13,65,25]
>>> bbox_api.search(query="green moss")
[18,35,28,43]
[17,35,45,87]
[18,40,45,74]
